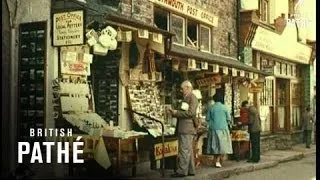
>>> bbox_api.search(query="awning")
[66,0,175,37]
[169,44,272,76]
[104,14,175,38]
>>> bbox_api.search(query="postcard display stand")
[91,52,120,126]
[53,45,110,135]
[127,81,176,138]
[18,22,46,142]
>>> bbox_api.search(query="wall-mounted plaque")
[53,10,84,46]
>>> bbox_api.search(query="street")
[225,155,316,180]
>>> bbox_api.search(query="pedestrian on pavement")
[247,105,261,163]
[240,100,249,124]
[302,106,314,148]
[168,80,198,178]
[206,93,233,168]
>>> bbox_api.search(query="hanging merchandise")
[142,43,156,74]
[152,33,163,44]
[117,30,132,42]
[98,26,118,50]
[90,26,118,56]
[233,81,241,117]
[93,43,109,56]
[86,29,99,46]
[224,83,233,114]
[138,29,149,39]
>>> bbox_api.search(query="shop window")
[278,81,286,106]
[170,14,185,45]
[295,66,300,77]
[288,64,292,76]
[259,0,269,23]
[275,62,280,75]
[200,25,211,52]
[291,83,301,129]
[154,7,169,31]
[186,19,198,48]
[292,65,296,77]
[260,78,273,106]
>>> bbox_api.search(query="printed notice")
[53,10,84,46]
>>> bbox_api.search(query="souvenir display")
[52,77,146,138]
[224,83,233,115]
[233,82,241,117]
[128,81,175,137]
[92,53,120,125]
[18,23,46,142]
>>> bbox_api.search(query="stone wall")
[120,0,238,57]
[260,135,277,153]
[260,132,304,153]
[186,0,238,57]
[291,130,304,145]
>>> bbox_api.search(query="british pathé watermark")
[287,13,312,28]
[287,0,312,28]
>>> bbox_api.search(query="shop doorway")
[276,78,290,131]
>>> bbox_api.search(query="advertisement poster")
[2,0,316,179]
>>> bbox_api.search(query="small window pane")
[170,14,185,45]
[186,19,198,48]
[154,8,169,31]
[200,25,210,52]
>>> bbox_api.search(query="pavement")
[25,143,316,179]
[132,143,316,180]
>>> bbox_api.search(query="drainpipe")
[10,27,17,175]
[236,0,241,60]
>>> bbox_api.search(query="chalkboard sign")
[18,22,46,142]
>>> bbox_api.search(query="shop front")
[49,1,186,176]
[168,44,270,162]
[240,12,314,150]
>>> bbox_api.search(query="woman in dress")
[206,93,233,168]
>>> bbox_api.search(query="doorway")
[276,78,290,131]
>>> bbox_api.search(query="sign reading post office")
[53,10,84,46]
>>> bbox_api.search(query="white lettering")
[30,129,34,137]
[37,129,42,137]
[60,129,65,137]
[73,136,84,163]
[30,142,43,163]
[66,129,73,137]
[43,142,55,163]
[48,128,53,136]
[57,142,69,163]
[18,142,30,163]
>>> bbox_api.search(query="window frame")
[199,24,212,53]
[170,13,186,46]
[186,18,199,49]
[154,7,170,31]
[259,0,270,23]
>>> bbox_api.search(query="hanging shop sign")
[249,84,263,93]
[196,74,222,86]
[154,140,178,160]
[251,27,312,64]
[261,58,275,74]
[150,0,219,27]
[53,10,84,46]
